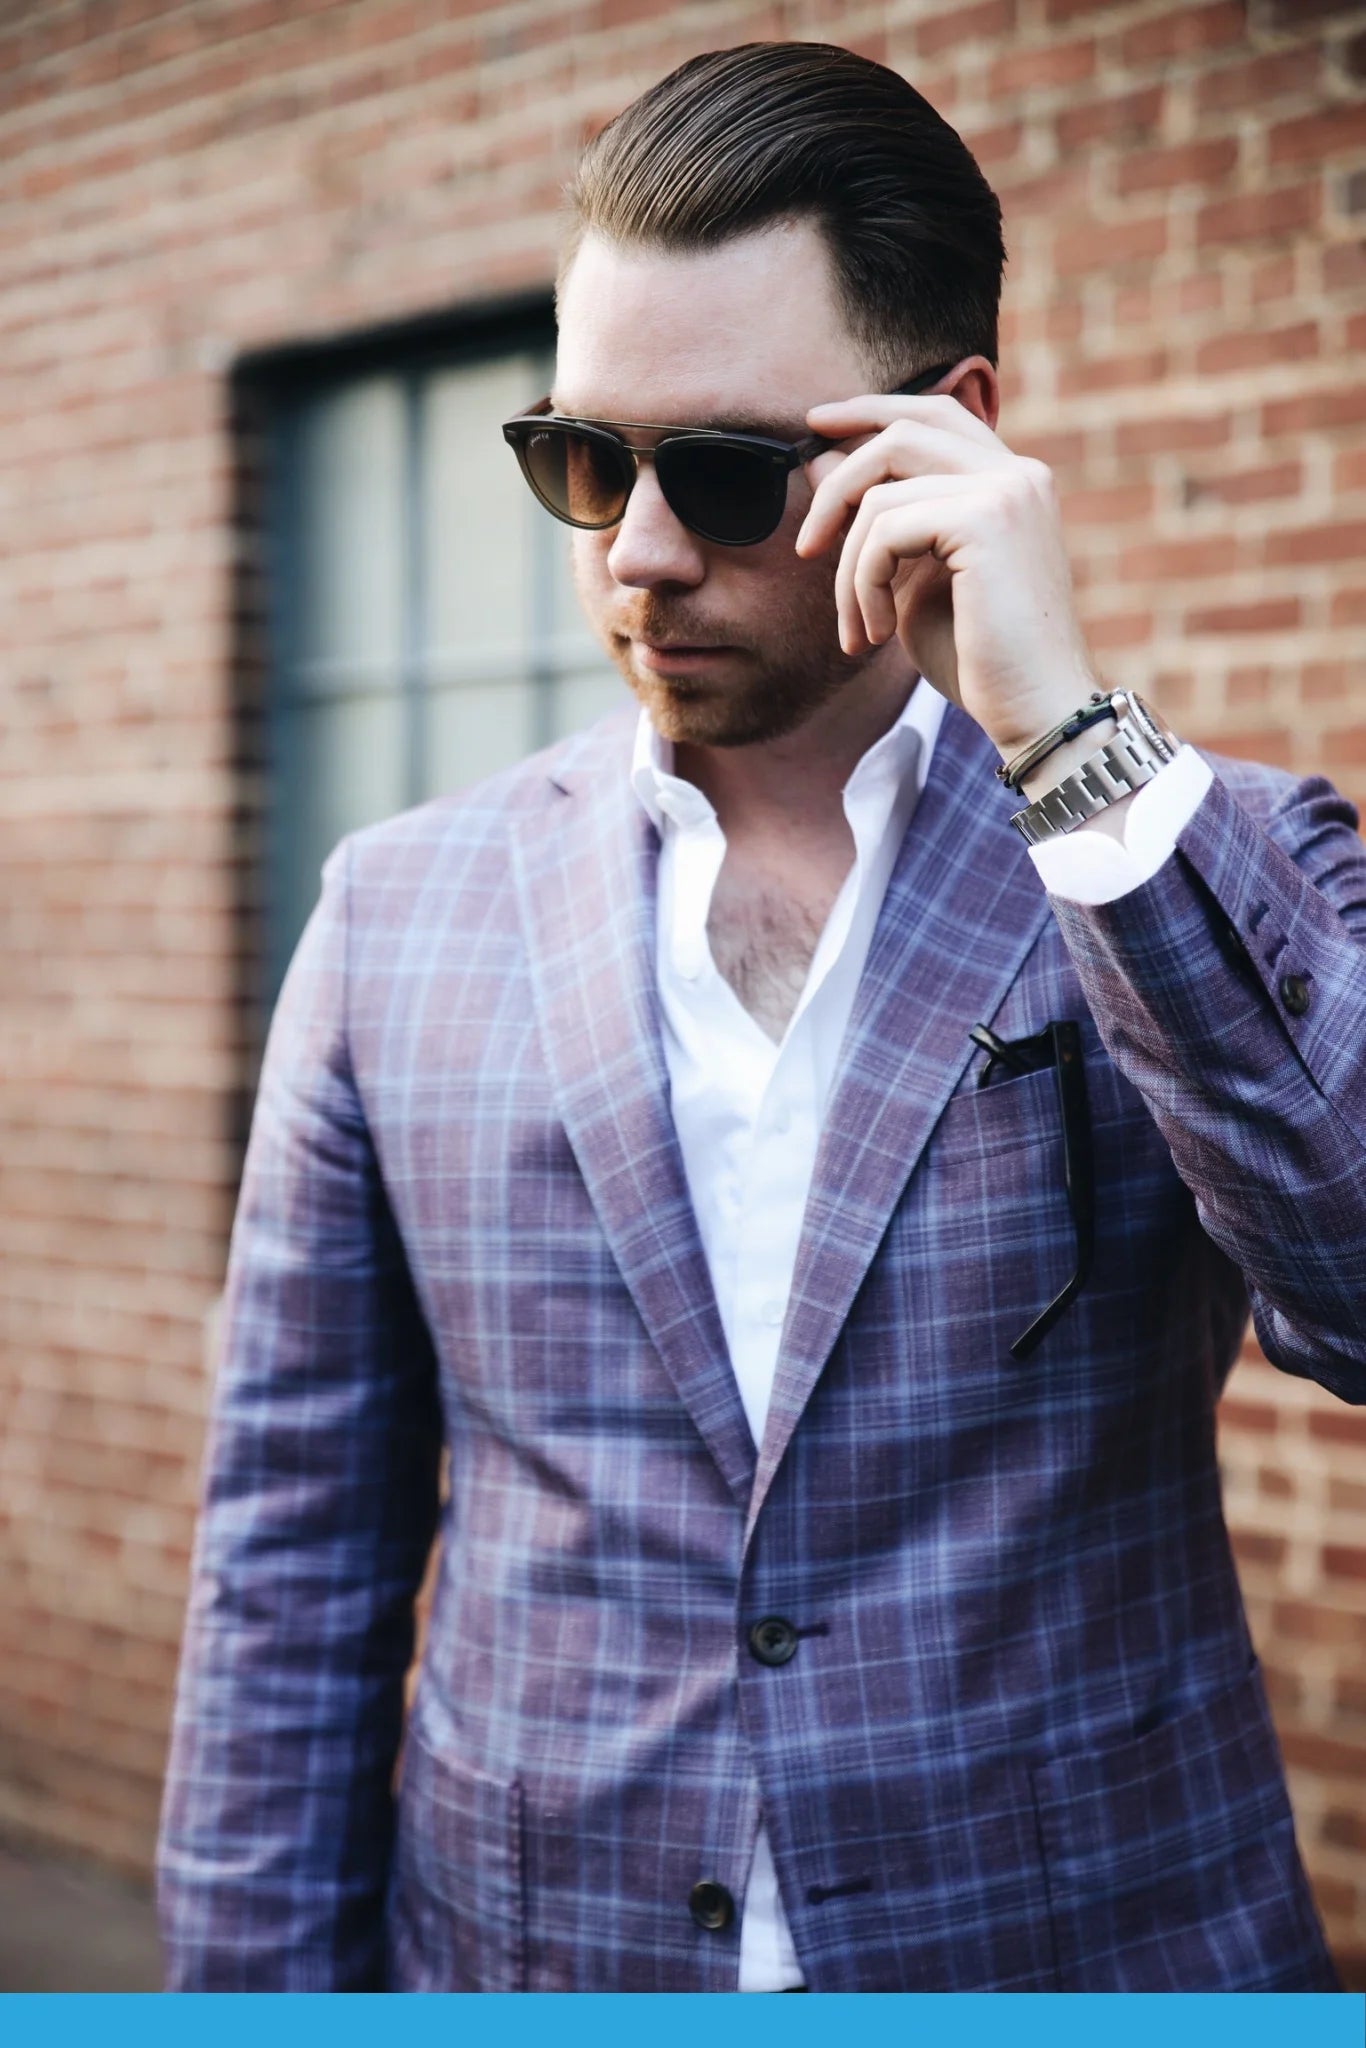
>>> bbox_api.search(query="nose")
[605,454,708,590]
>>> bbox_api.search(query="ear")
[942,356,1001,432]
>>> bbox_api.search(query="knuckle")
[1019,455,1055,498]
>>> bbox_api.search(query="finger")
[823,475,980,639]
[797,421,1002,555]
[837,490,987,651]
[806,392,1002,454]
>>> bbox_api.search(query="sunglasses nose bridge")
[605,446,710,572]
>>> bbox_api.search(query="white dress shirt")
[629,681,1209,1987]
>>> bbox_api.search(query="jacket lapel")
[745,704,1055,1542]
[510,717,758,1508]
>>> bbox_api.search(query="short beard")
[623,647,869,748]
[593,562,880,749]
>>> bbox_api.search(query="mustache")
[613,605,742,648]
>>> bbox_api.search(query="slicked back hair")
[556,41,1007,388]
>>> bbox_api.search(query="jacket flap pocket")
[1030,1658,1292,1898]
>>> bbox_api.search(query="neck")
[673,656,920,846]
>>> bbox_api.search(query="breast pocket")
[386,1714,526,1991]
[1030,1657,1339,1990]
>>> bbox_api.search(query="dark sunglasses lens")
[658,440,787,544]
[520,424,629,528]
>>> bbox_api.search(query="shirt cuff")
[1026,743,1215,906]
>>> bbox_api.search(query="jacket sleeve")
[1046,764,1366,1407]
[155,834,443,1988]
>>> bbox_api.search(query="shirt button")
[688,1879,735,1931]
[1279,972,1311,1016]
[748,1616,800,1667]
[769,1105,793,1135]
[760,1298,785,1327]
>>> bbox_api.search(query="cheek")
[569,534,614,612]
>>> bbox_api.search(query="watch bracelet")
[1009,711,1180,846]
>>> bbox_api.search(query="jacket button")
[689,1879,735,1931]
[1280,972,1311,1016]
[748,1616,799,1666]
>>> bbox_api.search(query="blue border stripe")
[2,1991,1363,2048]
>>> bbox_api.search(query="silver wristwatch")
[1008,690,1181,846]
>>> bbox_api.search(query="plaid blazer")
[157,702,1365,1992]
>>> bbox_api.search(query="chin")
[631,674,797,750]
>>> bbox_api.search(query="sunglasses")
[501,360,960,547]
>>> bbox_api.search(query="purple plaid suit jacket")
[156,701,1365,1991]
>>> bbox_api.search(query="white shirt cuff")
[1027,743,1215,906]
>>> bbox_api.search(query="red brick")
[1303,660,1356,701]
[1330,589,1366,626]
[1196,47,1325,117]
[1324,240,1366,293]
[1219,1396,1281,1436]
[1120,2,1244,67]
[1281,1730,1366,1780]
[1055,213,1169,276]
[1263,384,1366,435]
[1324,1809,1366,1853]
[1272,519,1366,566]
[1117,138,1239,197]
[1196,183,1323,248]
[1195,325,1320,376]
[1186,598,1302,636]
[1085,611,1153,650]
[1186,461,1306,505]
[1118,535,1244,583]
[1069,348,1168,395]
[1206,726,1294,765]
[915,0,1017,59]
[1231,1528,1287,1571]
[986,36,1096,98]
[1116,411,1233,458]
[1059,480,1155,522]
[1271,104,1366,169]
[1055,83,1163,152]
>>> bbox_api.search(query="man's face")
[553,218,905,748]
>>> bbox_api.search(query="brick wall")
[1,0,1363,1981]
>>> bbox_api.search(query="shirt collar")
[630,676,948,838]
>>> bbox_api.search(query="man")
[156,43,1362,1990]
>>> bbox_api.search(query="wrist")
[1019,717,1119,803]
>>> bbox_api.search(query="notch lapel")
[745,705,1055,1542]
[510,720,757,1508]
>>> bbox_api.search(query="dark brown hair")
[556,41,1007,384]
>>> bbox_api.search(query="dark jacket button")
[1280,972,1311,1016]
[689,1879,735,1931]
[748,1616,799,1666]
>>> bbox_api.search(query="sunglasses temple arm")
[1009,1021,1096,1363]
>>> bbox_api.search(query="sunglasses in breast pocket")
[501,361,958,548]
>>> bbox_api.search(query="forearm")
[1045,769,1366,1403]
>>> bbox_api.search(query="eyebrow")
[549,394,811,440]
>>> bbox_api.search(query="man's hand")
[794,393,1105,765]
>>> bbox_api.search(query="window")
[257,309,620,1004]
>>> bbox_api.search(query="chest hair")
[706,869,840,1044]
